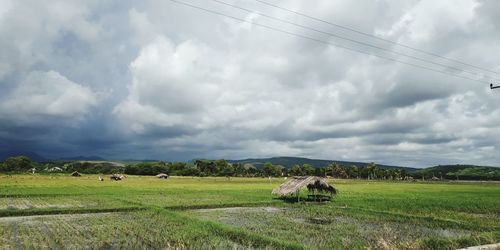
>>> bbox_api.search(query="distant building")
[48,167,63,172]
[156,173,169,179]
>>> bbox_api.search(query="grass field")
[0,174,499,249]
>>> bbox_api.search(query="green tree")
[375,168,385,180]
[400,169,408,179]
[263,162,274,176]
[392,169,401,180]
[243,164,257,176]
[327,163,346,178]
[359,167,369,179]
[2,156,33,172]
[290,164,302,176]
[168,162,188,175]
[263,162,283,177]
[347,165,359,179]
[302,164,315,176]
[195,160,217,176]
[233,163,246,176]
[275,165,285,177]
[315,167,326,177]
[366,162,377,180]
[220,163,235,177]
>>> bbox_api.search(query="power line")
[255,0,500,77]
[169,0,491,84]
[212,0,500,82]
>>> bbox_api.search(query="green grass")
[0,174,498,249]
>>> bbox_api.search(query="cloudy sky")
[1,0,499,167]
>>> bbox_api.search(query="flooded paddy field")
[0,175,498,249]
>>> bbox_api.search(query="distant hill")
[0,151,47,162]
[415,164,500,180]
[60,155,106,161]
[118,159,159,163]
[227,156,417,171]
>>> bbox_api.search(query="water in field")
[190,206,472,249]
[0,212,247,249]
[0,176,498,249]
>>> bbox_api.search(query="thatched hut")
[156,173,169,179]
[272,176,337,202]
[110,174,124,181]
[71,171,81,177]
[48,167,63,172]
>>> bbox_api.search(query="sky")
[0,0,499,167]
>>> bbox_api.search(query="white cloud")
[0,71,97,123]
[107,0,500,166]
[114,34,346,135]
[379,0,478,43]
[129,8,160,46]
[1,0,500,166]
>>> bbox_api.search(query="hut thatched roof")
[71,171,81,177]
[48,167,63,172]
[272,176,333,196]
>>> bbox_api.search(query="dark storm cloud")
[378,81,453,109]
[0,0,499,167]
[363,133,457,146]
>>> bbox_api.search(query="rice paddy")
[0,174,499,249]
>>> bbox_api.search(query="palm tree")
[347,165,359,179]
[366,162,377,180]
[328,163,343,178]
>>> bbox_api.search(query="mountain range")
[227,156,418,171]
[0,151,47,162]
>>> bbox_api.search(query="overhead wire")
[255,0,500,77]
[169,0,492,84]
[212,0,500,82]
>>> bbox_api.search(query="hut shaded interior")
[70,171,81,177]
[156,173,169,179]
[272,176,337,202]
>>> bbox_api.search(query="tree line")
[3,155,498,180]
[0,156,411,180]
[262,161,409,180]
